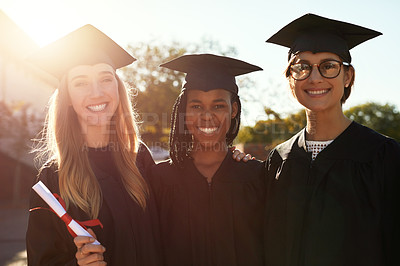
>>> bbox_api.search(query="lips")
[87,103,107,112]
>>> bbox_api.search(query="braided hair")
[169,90,241,167]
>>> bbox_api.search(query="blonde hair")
[36,74,148,219]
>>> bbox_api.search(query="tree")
[237,108,306,148]
[238,102,400,147]
[344,102,400,142]
[121,39,238,148]
[121,41,187,148]
[0,100,43,205]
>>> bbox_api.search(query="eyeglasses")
[289,60,350,81]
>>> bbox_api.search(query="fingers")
[87,228,97,239]
[80,243,106,255]
[231,147,256,162]
[76,243,106,266]
[76,251,107,266]
[231,149,241,160]
[74,232,106,266]
[242,154,250,162]
[74,236,95,250]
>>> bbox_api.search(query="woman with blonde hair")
[26,25,160,265]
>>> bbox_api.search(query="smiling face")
[185,89,238,150]
[288,51,353,113]
[67,63,119,131]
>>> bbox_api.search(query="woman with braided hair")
[149,53,265,266]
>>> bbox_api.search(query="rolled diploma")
[32,181,100,245]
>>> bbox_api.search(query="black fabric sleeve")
[25,167,77,266]
[136,142,156,180]
[380,139,400,266]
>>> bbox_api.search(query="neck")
[190,141,228,165]
[83,125,110,148]
[190,141,228,181]
[305,107,351,141]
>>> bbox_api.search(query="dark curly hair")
[169,90,241,166]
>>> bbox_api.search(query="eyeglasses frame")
[289,59,351,81]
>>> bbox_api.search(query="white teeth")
[87,103,107,112]
[199,127,218,134]
[307,89,329,95]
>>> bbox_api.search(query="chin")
[86,117,113,127]
[193,139,227,152]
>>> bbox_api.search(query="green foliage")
[121,41,187,147]
[237,109,306,149]
[238,102,400,147]
[344,102,400,142]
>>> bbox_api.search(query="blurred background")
[1,0,399,265]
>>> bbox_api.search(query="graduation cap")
[26,24,135,80]
[160,54,262,94]
[266,13,382,63]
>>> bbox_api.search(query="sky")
[1,0,399,125]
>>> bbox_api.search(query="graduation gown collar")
[275,127,309,161]
[275,121,389,162]
[184,150,232,182]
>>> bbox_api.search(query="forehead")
[68,63,115,78]
[294,51,341,62]
[187,89,231,101]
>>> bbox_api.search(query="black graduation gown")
[264,121,400,266]
[149,152,265,266]
[26,144,161,266]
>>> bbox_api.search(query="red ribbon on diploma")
[30,193,103,238]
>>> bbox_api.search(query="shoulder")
[36,161,60,192]
[148,159,179,189]
[351,122,389,144]
[270,130,303,161]
[344,122,399,160]
[29,161,60,208]
[151,159,176,176]
[137,141,155,163]
[136,141,156,175]
[229,156,264,172]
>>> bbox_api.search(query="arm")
[26,167,78,266]
[381,140,400,265]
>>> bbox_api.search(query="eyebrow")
[98,71,115,76]
[188,98,228,103]
[70,75,88,82]
[296,58,338,63]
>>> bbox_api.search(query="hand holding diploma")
[32,181,101,245]
[74,229,106,266]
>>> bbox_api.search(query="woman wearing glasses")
[264,14,400,265]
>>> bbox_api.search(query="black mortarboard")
[26,24,135,80]
[160,54,262,94]
[266,13,382,63]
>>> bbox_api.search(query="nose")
[89,81,104,97]
[308,65,323,83]
[200,110,214,121]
